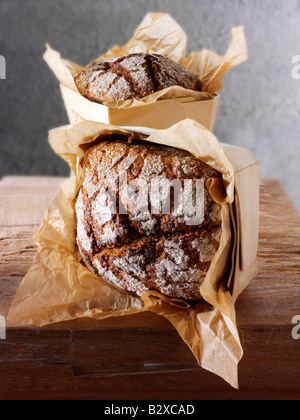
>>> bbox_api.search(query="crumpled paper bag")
[7,119,252,389]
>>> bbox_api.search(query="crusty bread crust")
[74,53,202,103]
[75,140,222,301]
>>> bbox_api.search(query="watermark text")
[0,55,6,80]
[292,315,300,340]
[91,171,205,227]
[292,55,300,80]
[0,316,6,340]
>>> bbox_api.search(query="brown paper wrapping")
[44,13,247,131]
[8,119,259,389]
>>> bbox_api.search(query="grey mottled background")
[0,0,300,210]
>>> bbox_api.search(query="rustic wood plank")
[0,175,299,400]
[0,176,66,237]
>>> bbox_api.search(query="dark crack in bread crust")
[74,53,202,103]
[75,140,222,301]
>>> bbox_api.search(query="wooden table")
[0,176,299,400]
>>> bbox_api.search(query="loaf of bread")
[74,53,202,103]
[75,139,222,301]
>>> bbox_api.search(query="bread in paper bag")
[43,13,248,130]
[8,119,259,389]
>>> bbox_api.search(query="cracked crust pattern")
[75,140,222,301]
[74,53,202,103]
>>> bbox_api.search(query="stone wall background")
[0,0,299,210]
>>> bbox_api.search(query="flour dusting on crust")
[76,140,222,301]
[75,53,202,103]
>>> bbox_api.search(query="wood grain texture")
[0,176,299,400]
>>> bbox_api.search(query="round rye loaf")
[75,139,222,301]
[74,53,202,103]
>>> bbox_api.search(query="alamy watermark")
[0,316,6,340]
[92,170,205,227]
[291,315,300,340]
[292,55,300,80]
[0,55,6,80]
